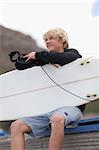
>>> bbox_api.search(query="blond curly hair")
[43,28,69,48]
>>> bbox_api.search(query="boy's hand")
[23,52,36,62]
[52,64,61,68]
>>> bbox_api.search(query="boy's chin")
[48,48,55,51]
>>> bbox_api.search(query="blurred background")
[0,0,99,131]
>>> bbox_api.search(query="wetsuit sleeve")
[35,49,82,66]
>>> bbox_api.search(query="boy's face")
[44,35,64,52]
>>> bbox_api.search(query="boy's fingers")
[25,57,30,62]
[53,64,60,68]
[23,55,28,58]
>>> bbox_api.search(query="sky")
[0,0,99,58]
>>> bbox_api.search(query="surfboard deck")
[0,58,99,121]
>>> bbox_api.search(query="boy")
[10,28,85,150]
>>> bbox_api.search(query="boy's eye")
[45,38,47,42]
[45,36,53,42]
[49,36,53,40]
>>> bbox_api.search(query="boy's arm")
[35,49,82,66]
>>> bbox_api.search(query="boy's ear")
[58,37,63,43]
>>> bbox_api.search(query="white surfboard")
[0,58,99,121]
